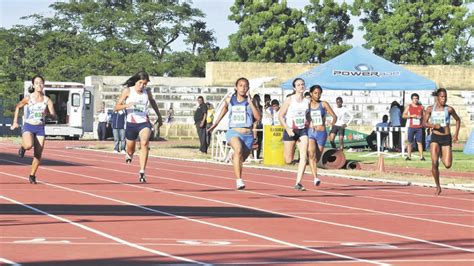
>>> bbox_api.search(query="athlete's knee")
[24,144,33,150]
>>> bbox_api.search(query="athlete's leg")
[283,140,296,164]
[229,137,245,179]
[31,135,45,175]
[440,145,453,169]
[295,136,309,185]
[430,142,441,195]
[308,139,318,179]
[138,127,151,172]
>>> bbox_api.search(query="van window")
[72,93,81,107]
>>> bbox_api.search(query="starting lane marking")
[0,195,206,265]
[13,238,71,244]
[0,171,388,266]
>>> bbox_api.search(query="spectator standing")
[403,93,425,160]
[206,102,214,147]
[328,97,353,150]
[194,96,208,153]
[166,106,174,123]
[366,115,390,151]
[389,101,402,150]
[111,109,126,153]
[97,107,108,141]
[252,94,263,159]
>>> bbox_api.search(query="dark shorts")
[430,133,452,147]
[22,123,45,137]
[308,128,327,147]
[282,128,308,141]
[407,127,423,144]
[125,122,151,141]
[226,129,253,150]
[330,125,345,136]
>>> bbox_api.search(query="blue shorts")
[282,128,308,141]
[22,123,45,136]
[125,122,151,140]
[408,127,423,144]
[308,128,327,147]
[226,129,254,150]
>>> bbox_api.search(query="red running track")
[0,140,473,265]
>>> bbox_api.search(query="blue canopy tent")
[281,46,436,91]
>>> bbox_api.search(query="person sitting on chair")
[366,115,389,151]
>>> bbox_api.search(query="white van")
[23,81,94,139]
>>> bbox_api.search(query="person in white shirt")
[97,107,109,141]
[328,97,353,150]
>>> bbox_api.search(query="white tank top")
[125,87,149,123]
[285,95,309,129]
[25,95,49,125]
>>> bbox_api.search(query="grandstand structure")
[82,62,473,140]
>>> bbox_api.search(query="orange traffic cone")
[377,154,385,172]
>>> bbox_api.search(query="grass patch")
[344,148,474,172]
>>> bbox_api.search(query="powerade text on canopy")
[333,70,400,77]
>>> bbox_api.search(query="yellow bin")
[263,125,285,166]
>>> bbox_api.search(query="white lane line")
[88,161,474,229]
[3,142,474,202]
[52,147,474,213]
[2,158,473,254]
[0,171,387,266]
[0,257,21,266]
[37,149,474,226]
[0,194,206,265]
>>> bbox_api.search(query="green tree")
[228,0,311,62]
[303,0,353,63]
[352,0,473,64]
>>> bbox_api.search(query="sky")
[0,0,365,51]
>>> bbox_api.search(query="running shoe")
[236,179,245,190]
[28,175,37,184]
[125,153,132,164]
[139,172,146,183]
[405,157,411,161]
[18,147,25,158]
[420,157,426,161]
[294,183,306,191]
[313,177,321,186]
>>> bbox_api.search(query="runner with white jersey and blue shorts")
[307,85,337,187]
[208,77,261,190]
[423,88,460,195]
[114,71,162,183]
[10,75,56,184]
[278,78,310,191]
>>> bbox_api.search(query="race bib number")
[293,111,305,128]
[431,111,446,127]
[311,110,323,126]
[231,105,246,124]
[412,118,421,126]
[134,103,146,113]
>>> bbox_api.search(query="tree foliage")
[303,0,353,63]
[227,0,353,63]
[352,0,473,64]
[0,1,217,99]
